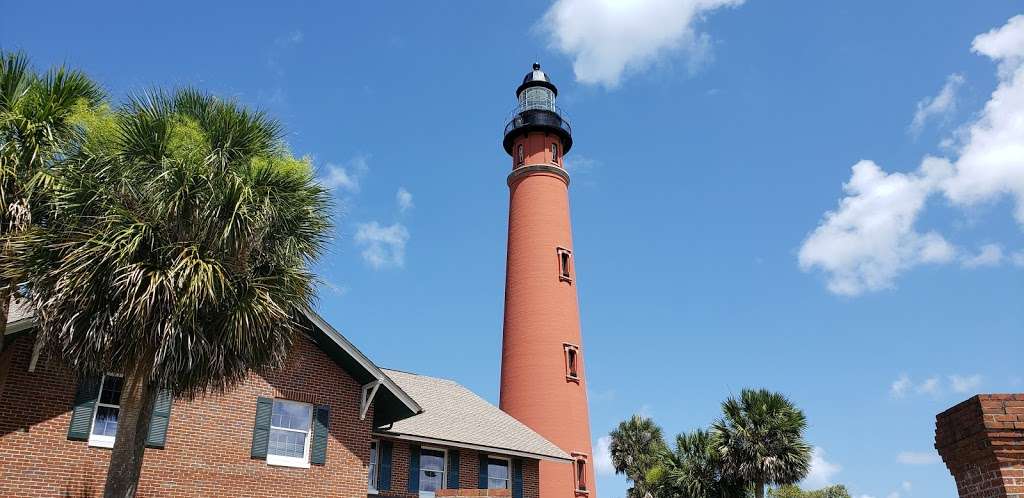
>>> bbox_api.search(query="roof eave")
[372,431,573,462]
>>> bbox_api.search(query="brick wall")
[374,438,540,498]
[0,332,376,498]
[935,394,1024,498]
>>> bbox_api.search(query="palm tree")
[609,415,669,498]
[15,88,330,497]
[0,51,102,354]
[646,429,747,498]
[712,389,812,498]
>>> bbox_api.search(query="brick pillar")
[935,394,1024,498]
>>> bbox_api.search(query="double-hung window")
[487,456,511,489]
[89,373,123,448]
[419,447,447,496]
[267,399,313,468]
[368,440,380,493]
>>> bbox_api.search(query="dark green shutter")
[378,440,393,490]
[145,389,172,448]
[512,459,524,498]
[250,397,273,459]
[67,375,101,441]
[447,449,460,489]
[479,453,489,489]
[408,444,420,492]
[310,405,329,465]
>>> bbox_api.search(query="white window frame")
[557,247,573,283]
[418,445,448,497]
[551,143,559,164]
[564,343,581,382]
[88,373,123,448]
[265,399,314,469]
[486,455,512,490]
[573,453,590,494]
[368,439,380,494]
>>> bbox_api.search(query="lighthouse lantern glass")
[519,87,555,112]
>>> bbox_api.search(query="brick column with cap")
[935,394,1024,498]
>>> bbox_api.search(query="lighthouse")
[499,63,597,498]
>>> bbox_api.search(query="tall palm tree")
[15,88,330,497]
[0,51,102,354]
[610,415,669,498]
[712,389,812,498]
[647,429,747,498]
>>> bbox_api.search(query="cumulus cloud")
[961,244,1004,268]
[910,73,965,135]
[803,447,842,489]
[540,0,744,87]
[890,374,913,399]
[897,451,941,465]
[949,374,983,393]
[801,15,1024,295]
[396,187,414,213]
[354,222,409,269]
[594,435,615,476]
[798,158,956,295]
[319,155,369,193]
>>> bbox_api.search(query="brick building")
[0,302,570,497]
[935,394,1024,498]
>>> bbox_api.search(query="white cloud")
[798,158,956,296]
[354,221,409,269]
[949,374,983,393]
[897,451,941,465]
[1012,251,1024,267]
[901,481,912,492]
[918,376,941,396]
[319,155,369,193]
[594,435,615,476]
[803,447,842,489]
[961,244,1004,268]
[396,187,414,213]
[274,30,304,46]
[890,374,913,399]
[910,73,965,135]
[540,0,744,88]
[801,15,1024,295]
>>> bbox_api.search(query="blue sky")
[4,1,1023,497]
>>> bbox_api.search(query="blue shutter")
[378,440,393,490]
[479,453,489,489]
[145,389,172,448]
[512,459,524,498]
[67,375,101,441]
[408,445,421,492]
[447,449,460,489]
[250,397,273,459]
[310,405,329,465]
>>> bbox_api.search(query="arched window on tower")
[557,247,572,283]
[517,144,524,165]
[564,343,580,381]
[573,453,589,494]
[551,143,559,164]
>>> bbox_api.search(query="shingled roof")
[379,369,571,462]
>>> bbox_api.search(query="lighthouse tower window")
[551,143,559,164]
[557,247,572,282]
[517,144,525,165]
[573,453,589,494]
[564,343,580,381]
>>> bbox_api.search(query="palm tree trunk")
[103,369,157,498]
[755,480,765,498]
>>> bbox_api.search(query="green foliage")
[609,415,670,498]
[712,389,812,497]
[769,484,851,498]
[14,88,332,396]
[646,429,747,498]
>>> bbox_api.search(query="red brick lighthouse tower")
[499,63,597,498]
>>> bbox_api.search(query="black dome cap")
[516,62,558,97]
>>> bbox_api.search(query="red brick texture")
[374,438,539,498]
[0,332,375,498]
[935,394,1024,498]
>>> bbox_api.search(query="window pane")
[420,470,443,492]
[268,428,307,458]
[92,405,119,436]
[420,449,445,471]
[369,442,378,465]
[99,376,123,405]
[488,459,509,479]
[489,478,509,489]
[271,400,311,431]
